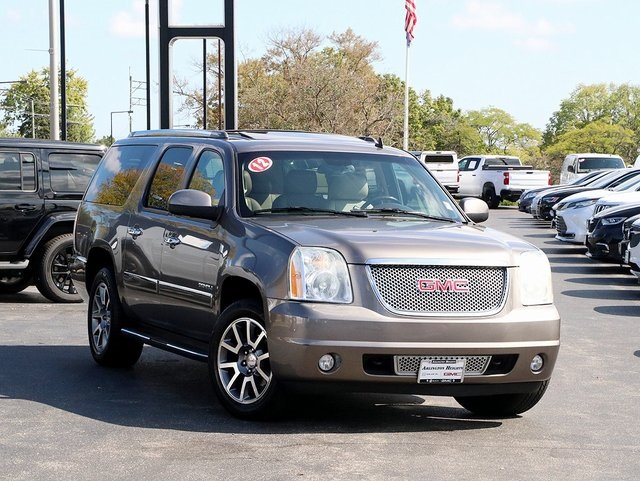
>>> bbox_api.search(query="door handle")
[14,204,37,212]
[127,226,143,239]
[165,236,181,248]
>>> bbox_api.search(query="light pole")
[110,110,133,143]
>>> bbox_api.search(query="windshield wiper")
[360,207,458,222]
[253,206,368,217]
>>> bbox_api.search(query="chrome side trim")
[121,329,150,340]
[166,343,208,359]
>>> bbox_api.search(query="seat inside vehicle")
[327,171,368,211]
[272,169,328,209]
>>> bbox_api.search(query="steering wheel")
[361,195,403,209]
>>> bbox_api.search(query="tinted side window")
[459,158,479,171]
[84,145,157,206]
[188,150,224,205]
[146,147,193,210]
[49,152,102,193]
[0,151,36,191]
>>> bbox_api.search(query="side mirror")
[459,197,489,223]
[567,165,575,173]
[168,189,222,220]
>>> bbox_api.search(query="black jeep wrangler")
[0,139,104,302]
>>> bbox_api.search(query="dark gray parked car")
[71,130,560,419]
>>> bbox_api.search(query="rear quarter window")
[84,145,157,206]
[49,152,103,193]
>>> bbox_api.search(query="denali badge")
[417,279,470,293]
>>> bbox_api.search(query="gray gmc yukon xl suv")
[71,130,560,419]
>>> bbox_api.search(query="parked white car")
[559,153,626,184]
[622,216,640,279]
[411,150,459,194]
[553,170,640,243]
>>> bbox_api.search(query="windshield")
[576,156,625,172]
[237,151,465,222]
[589,169,635,188]
[610,169,640,191]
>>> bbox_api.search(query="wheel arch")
[219,275,264,317]
[85,246,117,296]
[23,212,76,258]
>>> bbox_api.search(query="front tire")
[209,300,280,419]
[88,267,143,368]
[34,234,82,303]
[454,380,549,417]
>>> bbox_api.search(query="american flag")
[405,0,417,46]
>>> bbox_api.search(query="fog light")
[530,354,544,373]
[318,354,335,372]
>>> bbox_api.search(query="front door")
[158,149,227,342]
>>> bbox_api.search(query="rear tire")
[0,271,33,294]
[34,234,82,303]
[482,185,500,209]
[454,380,549,417]
[88,267,143,368]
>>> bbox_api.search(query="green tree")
[410,91,483,155]
[175,28,408,146]
[543,83,615,147]
[0,68,94,142]
[465,107,541,160]
[545,121,635,158]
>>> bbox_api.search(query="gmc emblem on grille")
[417,279,470,293]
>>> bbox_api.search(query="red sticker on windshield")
[248,156,273,173]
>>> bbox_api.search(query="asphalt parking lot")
[1,206,639,481]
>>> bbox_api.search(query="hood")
[594,201,640,219]
[561,189,611,204]
[249,216,534,266]
[541,185,597,201]
[597,191,640,206]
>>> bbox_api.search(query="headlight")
[553,202,566,211]
[519,250,553,306]
[544,196,560,204]
[289,247,352,303]
[601,216,626,225]
[567,199,597,209]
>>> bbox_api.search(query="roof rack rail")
[358,136,384,149]
[129,129,229,140]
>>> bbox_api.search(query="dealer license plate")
[417,358,466,384]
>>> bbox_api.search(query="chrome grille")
[368,265,507,315]
[395,355,490,376]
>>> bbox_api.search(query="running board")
[121,328,208,361]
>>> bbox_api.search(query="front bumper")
[554,207,592,244]
[267,300,560,395]
[585,226,624,261]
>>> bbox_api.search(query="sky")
[1,0,640,142]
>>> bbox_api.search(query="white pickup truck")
[456,155,550,208]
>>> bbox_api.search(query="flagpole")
[403,41,410,150]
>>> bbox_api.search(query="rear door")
[0,148,42,256]
[122,145,194,326]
